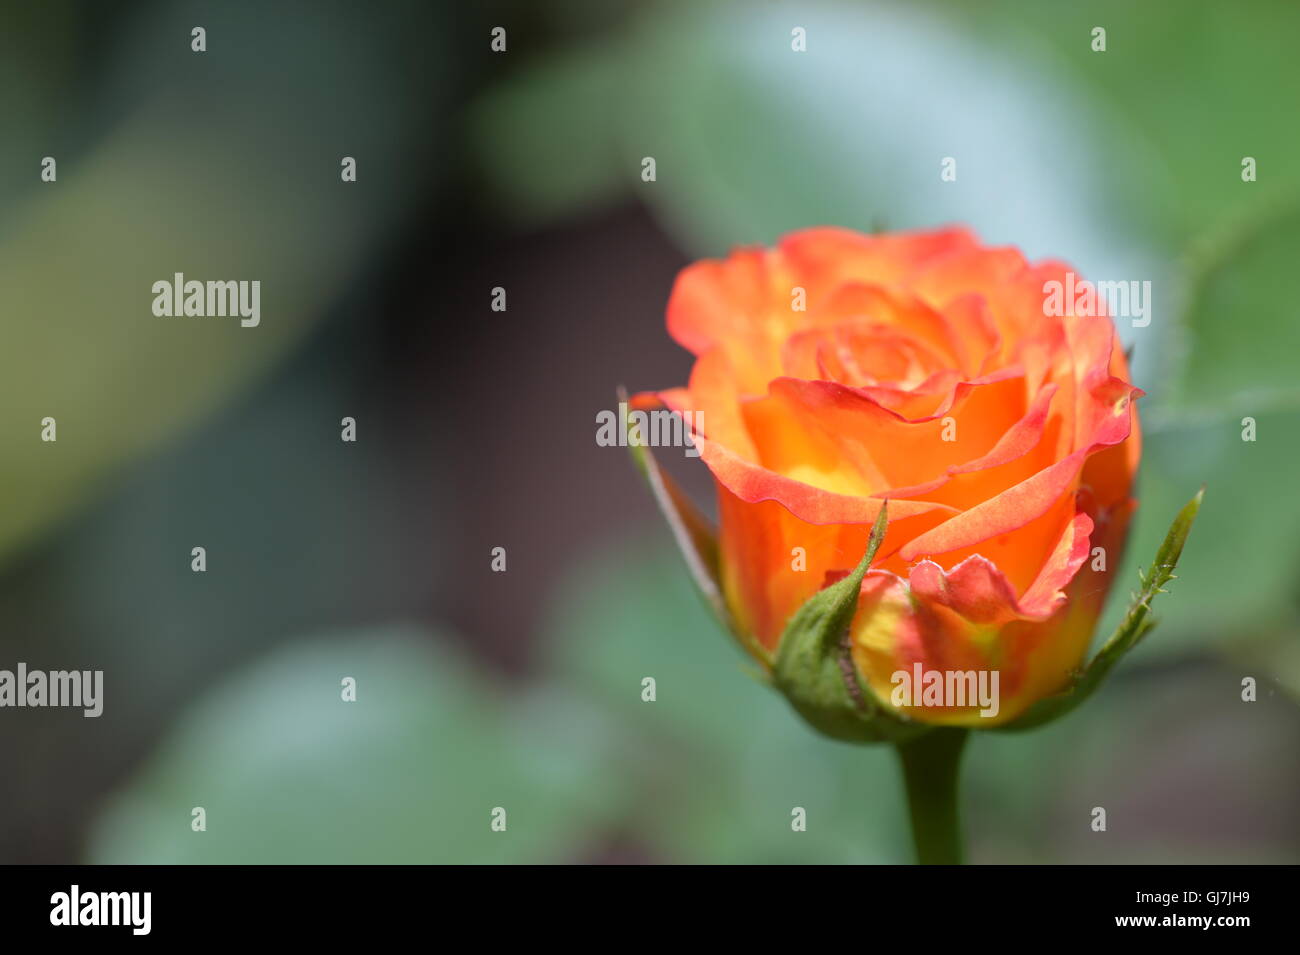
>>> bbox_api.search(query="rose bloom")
[647,227,1141,727]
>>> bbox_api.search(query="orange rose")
[645,226,1141,727]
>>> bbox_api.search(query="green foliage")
[88,628,620,864]
[1177,206,1300,411]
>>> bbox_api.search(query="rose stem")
[894,727,969,865]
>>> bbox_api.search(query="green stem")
[895,728,969,865]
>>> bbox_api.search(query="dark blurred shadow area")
[1,0,1297,863]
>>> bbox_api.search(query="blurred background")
[1,0,1298,863]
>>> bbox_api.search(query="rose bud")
[635,226,1147,733]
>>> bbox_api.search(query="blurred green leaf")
[469,43,631,226]
[88,627,620,863]
[961,0,1300,244]
[626,2,1146,273]
[0,1,443,567]
[1175,204,1300,410]
[1118,411,1300,650]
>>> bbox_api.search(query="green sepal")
[772,503,926,744]
[997,487,1204,732]
[619,389,768,664]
